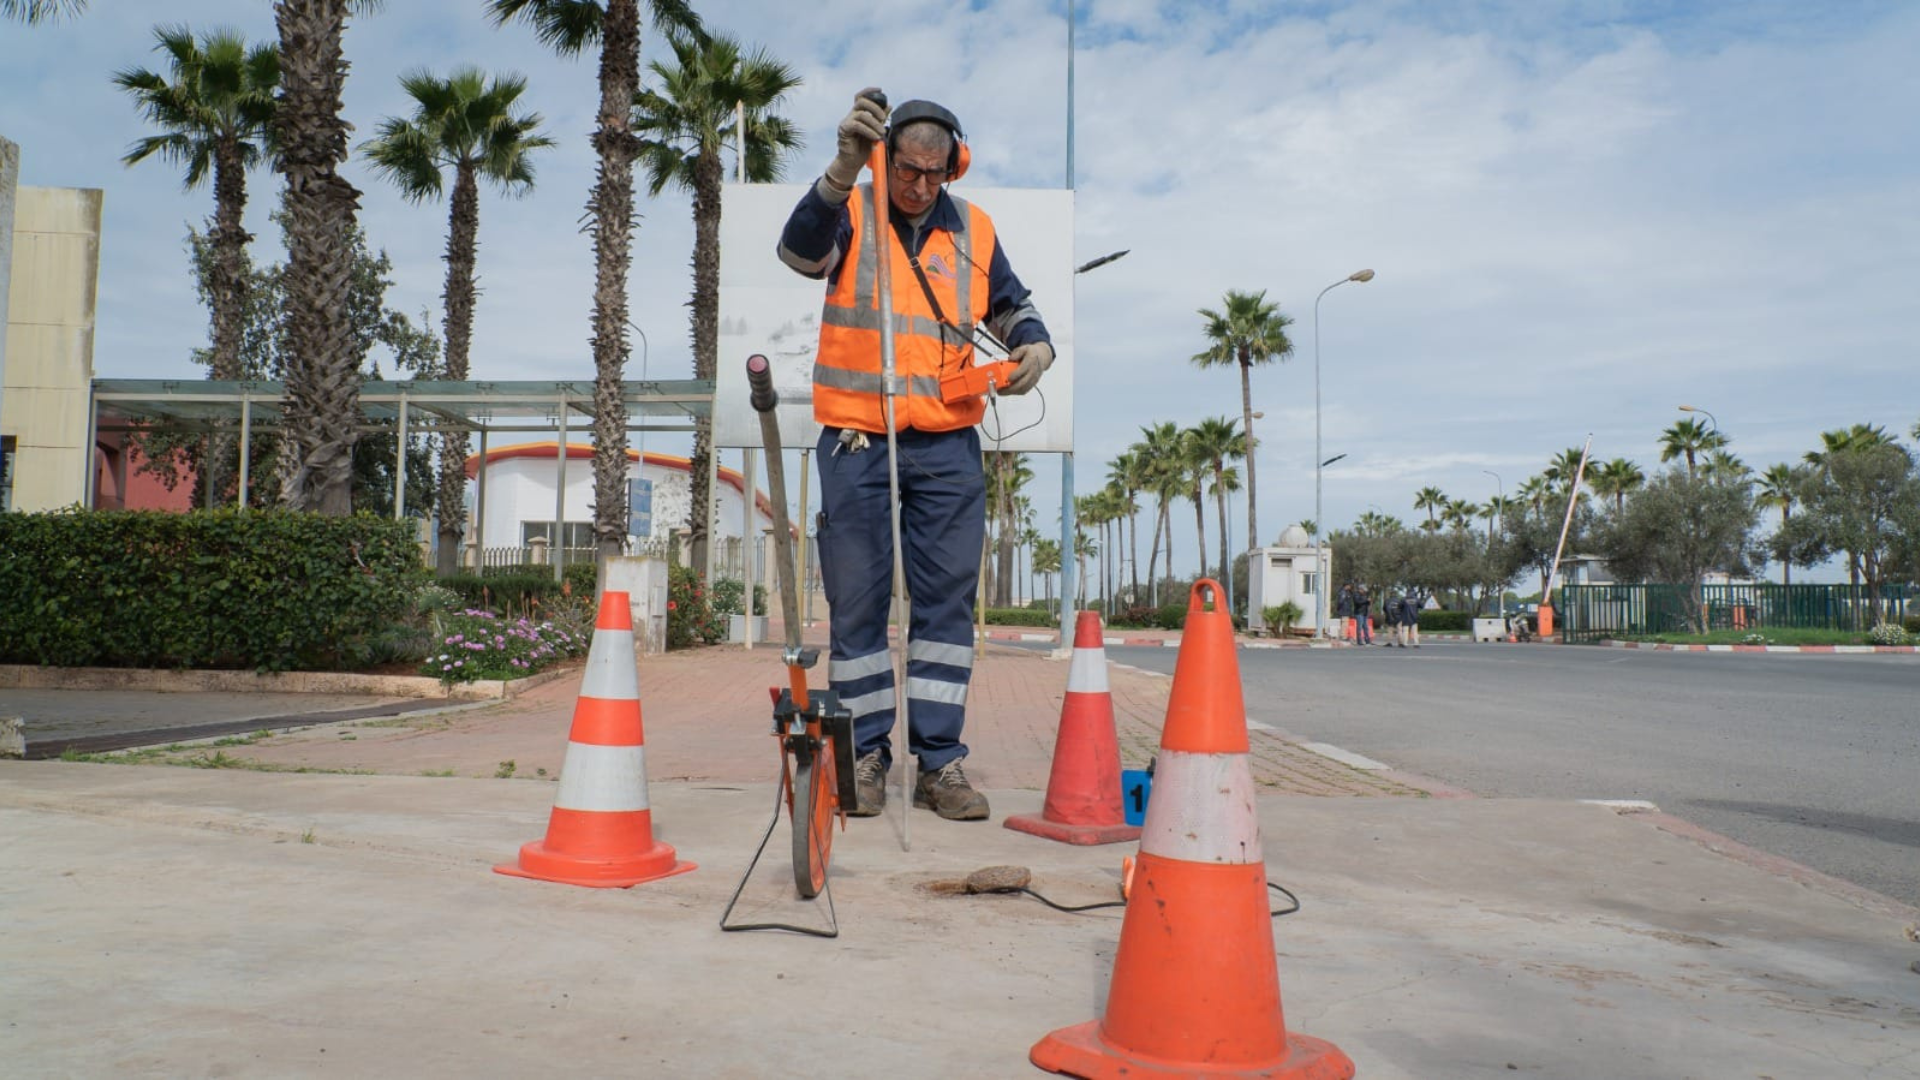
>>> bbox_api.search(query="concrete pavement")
[3,635,1918,1078]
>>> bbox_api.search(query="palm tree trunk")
[1128,500,1140,604]
[1192,491,1206,580]
[686,147,724,576]
[1146,501,1163,606]
[1213,466,1228,591]
[587,0,641,572]
[1781,507,1792,586]
[275,0,363,516]
[202,136,252,506]
[1240,354,1257,555]
[435,162,481,575]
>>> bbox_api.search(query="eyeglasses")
[890,161,950,185]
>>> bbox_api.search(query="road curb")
[1597,640,1919,655]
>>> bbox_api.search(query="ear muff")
[888,99,968,183]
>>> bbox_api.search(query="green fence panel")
[1563,583,1912,642]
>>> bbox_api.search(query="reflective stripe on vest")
[812,185,996,433]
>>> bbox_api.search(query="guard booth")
[1245,525,1332,636]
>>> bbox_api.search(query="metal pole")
[237,390,251,510]
[1066,0,1076,189]
[1543,435,1593,612]
[82,384,97,508]
[797,448,812,625]
[1312,283,1335,636]
[1483,469,1503,618]
[476,427,489,571]
[743,447,757,648]
[394,392,408,520]
[553,400,568,585]
[867,113,913,851]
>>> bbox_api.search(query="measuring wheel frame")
[774,686,855,899]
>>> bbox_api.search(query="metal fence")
[1562,583,1915,642]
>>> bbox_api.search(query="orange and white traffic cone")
[1031,580,1353,1079]
[494,590,695,889]
[1005,611,1141,846]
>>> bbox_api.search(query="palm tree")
[2,0,85,23]
[1413,486,1445,531]
[1136,422,1183,603]
[633,30,800,574]
[1032,537,1061,615]
[1443,497,1476,532]
[272,0,383,514]
[982,452,1033,607]
[1700,449,1749,486]
[1107,450,1146,603]
[1544,446,1590,494]
[1192,289,1294,555]
[1804,423,1895,469]
[489,0,703,566]
[363,68,553,573]
[1516,475,1551,515]
[1184,416,1245,584]
[1755,463,1804,585]
[1658,418,1726,479]
[115,25,279,503]
[1588,457,1644,516]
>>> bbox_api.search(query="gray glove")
[824,88,888,191]
[1002,342,1054,395]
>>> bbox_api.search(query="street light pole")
[1677,403,1717,433]
[1483,468,1503,619]
[1312,268,1374,637]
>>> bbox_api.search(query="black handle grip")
[861,89,888,112]
[746,354,777,413]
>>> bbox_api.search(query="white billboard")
[714,183,1075,453]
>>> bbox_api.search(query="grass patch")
[1619,627,1872,646]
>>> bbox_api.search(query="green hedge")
[1417,610,1472,632]
[982,607,1056,627]
[0,508,425,672]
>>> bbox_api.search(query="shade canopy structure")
[85,378,717,581]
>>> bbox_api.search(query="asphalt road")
[1106,641,1920,910]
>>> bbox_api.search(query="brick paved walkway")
[141,634,1425,799]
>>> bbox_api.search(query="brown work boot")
[913,759,990,821]
[850,751,886,817]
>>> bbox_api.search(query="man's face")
[888,144,948,217]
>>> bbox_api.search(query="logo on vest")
[923,253,955,280]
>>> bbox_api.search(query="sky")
[3,0,1917,586]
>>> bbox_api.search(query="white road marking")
[1300,742,1390,771]
[1581,799,1659,812]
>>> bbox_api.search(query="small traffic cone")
[495,590,695,889]
[1005,611,1141,846]
[1031,580,1353,1079]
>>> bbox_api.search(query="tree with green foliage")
[363,66,554,574]
[489,0,704,572]
[1589,457,1644,516]
[137,214,441,517]
[633,30,800,574]
[1135,422,1183,602]
[1754,463,1805,585]
[1598,468,1761,634]
[1192,289,1294,555]
[984,452,1033,607]
[1413,485,1445,532]
[1106,450,1146,603]
[1773,442,1919,623]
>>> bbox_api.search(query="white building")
[463,441,778,577]
[1246,524,1333,635]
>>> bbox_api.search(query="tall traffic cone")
[494,590,695,888]
[1004,611,1141,846]
[1031,580,1353,1079]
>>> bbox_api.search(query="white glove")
[1002,342,1053,395]
[824,88,888,191]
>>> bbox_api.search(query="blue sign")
[1121,768,1153,827]
[627,478,653,538]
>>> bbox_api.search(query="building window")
[0,435,13,512]
[522,521,595,548]
[1301,571,1318,596]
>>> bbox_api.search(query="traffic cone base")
[1031,1020,1354,1080]
[1005,611,1140,846]
[494,590,695,889]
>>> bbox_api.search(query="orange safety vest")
[812,185,998,434]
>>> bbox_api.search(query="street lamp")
[1076,249,1130,274]
[1677,403,1717,433]
[1483,469,1503,619]
[1313,268,1374,636]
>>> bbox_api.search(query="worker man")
[777,88,1053,821]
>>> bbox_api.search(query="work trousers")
[815,425,984,772]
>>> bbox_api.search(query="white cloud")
[2,1,1914,584]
